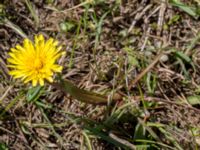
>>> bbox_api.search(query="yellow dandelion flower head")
[7,34,65,86]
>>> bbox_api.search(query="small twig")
[13,115,32,149]
[109,132,136,150]
[128,4,152,33]
[128,52,163,90]
[0,126,24,140]
[0,86,13,104]
[0,126,32,150]
[0,57,10,79]
[157,0,167,36]
[44,0,93,14]
[0,92,24,118]
[133,96,200,113]
[141,27,151,51]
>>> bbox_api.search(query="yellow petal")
[52,65,63,72]
[38,34,44,41]
[32,79,38,86]
[7,58,22,65]
[39,78,44,86]
[10,48,18,53]
[46,76,53,82]
[53,40,59,46]
[16,44,25,52]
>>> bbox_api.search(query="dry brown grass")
[0,0,200,149]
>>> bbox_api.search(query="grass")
[0,0,200,149]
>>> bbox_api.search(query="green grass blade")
[84,125,132,149]
[24,0,39,28]
[26,85,43,102]
[4,18,28,38]
[169,0,199,19]
[82,131,93,150]
[0,143,8,150]
[0,92,24,118]
[51,77,110,104]
[38,106,64,147]
[135,139,176,150]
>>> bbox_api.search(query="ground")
[0,0,200,149]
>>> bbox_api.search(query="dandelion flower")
[7,34,65,86]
